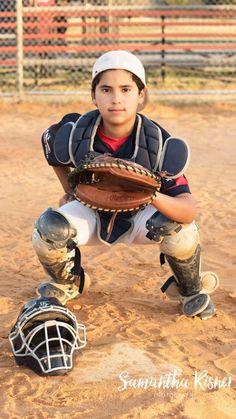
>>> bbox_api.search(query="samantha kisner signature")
[118,369,233,391]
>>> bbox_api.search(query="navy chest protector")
[54,110,190,179]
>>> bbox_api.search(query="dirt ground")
[0,98,235,418]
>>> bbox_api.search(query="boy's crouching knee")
[32,207,77,262]
[160,222,200,260]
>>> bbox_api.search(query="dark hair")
[91,70,145,93]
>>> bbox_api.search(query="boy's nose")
[111,91,121,104]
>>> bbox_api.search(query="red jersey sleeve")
[160,175,190,197]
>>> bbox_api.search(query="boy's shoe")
[197,298,216,320]
[161,271,218,319]
[36,272,91,305]
[182,293,210,317]
[182,294,216,319]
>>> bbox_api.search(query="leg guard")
[164,244,220,317]
[164,246,212,317]
[147,212,204,296]
[147,213,216,317]
[165,244,201,297]
[32,208,86,290]
[164,245,214,317]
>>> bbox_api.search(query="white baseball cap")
[92,50,146,86]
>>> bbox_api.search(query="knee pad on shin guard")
[146,212,182,243]
[32,208,83,285]
[33,207,77,250]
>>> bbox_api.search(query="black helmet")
[9,297,86,376]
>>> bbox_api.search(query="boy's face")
[91,69,145,133]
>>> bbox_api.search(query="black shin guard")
[165,244,201,297]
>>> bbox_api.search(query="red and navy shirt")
[42,112,191,198]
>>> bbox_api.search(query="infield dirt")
[0,99,235,418]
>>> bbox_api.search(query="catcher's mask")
[9,297,86,376]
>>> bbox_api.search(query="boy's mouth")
[109,108,125,112]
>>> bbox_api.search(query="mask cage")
[9,304,86,375]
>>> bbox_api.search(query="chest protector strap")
[54,109,189,178]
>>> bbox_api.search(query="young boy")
[32,50,219,320]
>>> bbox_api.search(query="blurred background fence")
[1,0,236,97]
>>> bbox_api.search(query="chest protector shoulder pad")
[54,110,189,178]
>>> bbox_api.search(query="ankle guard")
[165,244,201,297]
[161,271,219,302]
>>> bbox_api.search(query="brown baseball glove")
[68,155,161,212]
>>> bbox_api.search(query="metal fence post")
[161,15,166,84]
[16,0,23,99]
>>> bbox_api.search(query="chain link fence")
[1,0,236,97]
